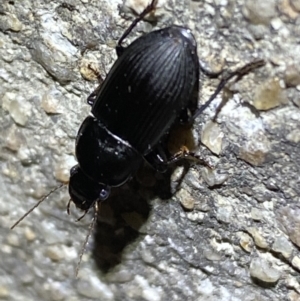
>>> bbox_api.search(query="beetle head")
[69,165,111,211]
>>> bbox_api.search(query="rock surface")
[1,0,300,300]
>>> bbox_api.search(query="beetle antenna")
[192,59,265,121]
[75,202,99,278]
[117,0,158,49]
[11,184,65,230]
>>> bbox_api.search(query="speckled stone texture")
[1,0,300,300]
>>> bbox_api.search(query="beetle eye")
[99,186,110,201]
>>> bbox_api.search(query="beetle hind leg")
[167,146,213,169]
[144,144,169,173]
[191,59,265,122]
[145,143,213,173]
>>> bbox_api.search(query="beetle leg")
[87,63,103,83]
[76,210,89,222]
[167,146,213,169]
[87,85,101,106]
[145,144,213,172]
[86,64,103,106]
[86,62,106,106]
[67,199,72,215]
[144,144,169,173]
[116,0,158,56]
[191,59,265,122]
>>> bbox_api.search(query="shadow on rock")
[92,164,175,273]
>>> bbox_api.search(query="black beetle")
[11,0,264,273]
[12,0,265,227]
[69,28,200,214]
[68,0,264,215]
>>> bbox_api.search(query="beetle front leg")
[87,86,101,106]
[86,64,104,106]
